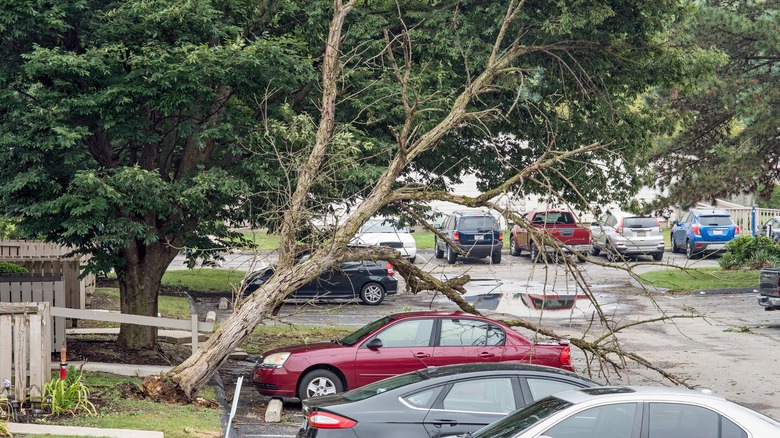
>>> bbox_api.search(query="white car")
[468,386,780,438]
[353,219,418,263]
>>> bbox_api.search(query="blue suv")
[671,209,740,259]
[434,210,503,264]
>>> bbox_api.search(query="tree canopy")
[648,0,780,208]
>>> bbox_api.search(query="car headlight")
[404,242,415,248]
[260,352,291,368]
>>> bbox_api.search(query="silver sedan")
[467,386,780,438]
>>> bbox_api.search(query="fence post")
[191,313,199,354]
[752,206,757,236]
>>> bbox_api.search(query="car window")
[458,216,499,231]
[648,403,746,438]
[698,215,734,226]
[372,318,434,348]
[624,217,659,228]
[360,220,402,233]
[681,212,691,223]
[446,216,456,230]
[439,319,505,346]
[605,214,617,227]
[340,315,394,346]
[526,378,586,401]
[543,402,638,438]
[441,377,515,413]
[345,371,429,402]
[401,387,442,409]
[471,396,573,438]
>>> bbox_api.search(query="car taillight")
[498,231,503,240]
[453,231,460,242]
[308,411,357,429]
[691,224,700,236]
[386,262,395,276]
[655,218,662,228]
[560,345,571,366]
[616,218,624,234]
[735,225,740,235]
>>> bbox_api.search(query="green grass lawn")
[53,371,221,438]
[162,268,247,293]
[637,267,758,292]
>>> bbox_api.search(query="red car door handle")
[478,352,495,358]
[413,352,431,358]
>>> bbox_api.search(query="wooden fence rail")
[51,307,214,354]
[0,302,52,404]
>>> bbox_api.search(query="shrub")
[0,262,27,274]
[42,366,96,416]
[719,235,780,269]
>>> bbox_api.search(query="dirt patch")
[62,338,191,366]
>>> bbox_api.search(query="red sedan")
[252,311,573,399]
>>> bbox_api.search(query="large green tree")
[648,0,780,208]
[0,0,320,348]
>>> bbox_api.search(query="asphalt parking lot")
[182,249,780,437]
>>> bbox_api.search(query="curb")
[6,422,164,437]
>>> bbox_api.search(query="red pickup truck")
[509,210,592,262]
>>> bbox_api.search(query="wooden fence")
[0,302,52,403]
[0,240,96,310]
[0,273,67,353]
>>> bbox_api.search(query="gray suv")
[590,212,665,261]
[435,210,503,264]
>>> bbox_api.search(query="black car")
[296,363,598,438]
[240,258,398,305]
[434,210,503,264]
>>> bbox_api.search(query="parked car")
[240,255,397,305]
[671,208,741,259]
[467,386,780,438]
[352,218,417,263]
[758,216,780,242]
[509,210,591,263]
[296,363,599,438]
[434,210,503,264]
[252,311,574,400]
[590,212,665,261]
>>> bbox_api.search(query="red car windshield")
[339,315,394,346]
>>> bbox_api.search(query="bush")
[719,235,780,269]
[0,262,27,274]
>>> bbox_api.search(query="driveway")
[182,250,780,437]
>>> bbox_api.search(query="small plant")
[0,419,11,437]
[0,263,27,275]
[723,325,752,333]
[42,366,96,416]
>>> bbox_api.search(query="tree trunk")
[117,241,179,349]
[169,254,338,397]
